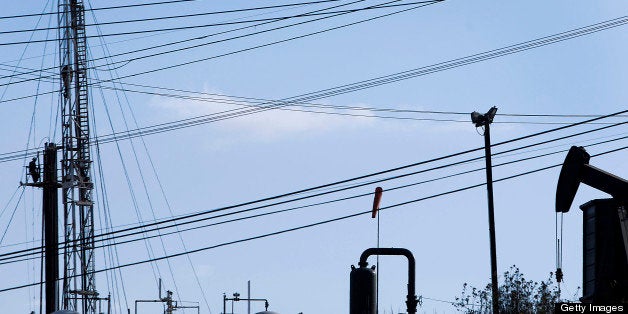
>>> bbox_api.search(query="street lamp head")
[485,106,498,123]
[471,111,483,127]
[470,106,498,127]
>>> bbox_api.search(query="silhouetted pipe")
[43,143,59,314]
[359,248,418,314]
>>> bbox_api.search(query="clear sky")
[0,1,627,313]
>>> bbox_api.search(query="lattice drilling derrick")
[58,0,97,313]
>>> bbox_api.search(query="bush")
[454,265,561,314]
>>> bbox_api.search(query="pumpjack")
[555,146,628,303]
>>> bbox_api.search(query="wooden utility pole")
[471,106,499,313]
[43,144,60,314]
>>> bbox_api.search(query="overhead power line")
[90,0,438,79]
[2,13,625,108]
[1,13,624,102]
[92,83,626,124]
[0,94,623,164]
[2,133,626,263]
[0,0,368,78]
[3,61,625,124]
[51,121,628,244]
[0,0,436,45]
[103,82,628,119]
[1,15,626,165]
[4,131,627,266]
[0,0,196,20]
[1,143,626,292]
[1,59,625,121]
[0,0,421,82]
[1,114,626,263]
[0,0,426,35]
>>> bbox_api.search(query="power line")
[88,0,439,80]
[268,16,628,105]
[0,0,368,78]
[1,14,624,107]
[5,0,438,87]
[0,0,334,65]
[11,132,628,265]
[91,83,625,125]
[2,118,626,263]
[54,121,628,244]
[2,13,625,118]
[0,0,433,46]
[0,0,196,20]
[5,63,622,124]
[2,0,624,306]
[2,143,625,293]
[2,61,626,121]
[1,16,625,164]
[104,82,628,119]
[0,0,408,35]
[0,0,414,83]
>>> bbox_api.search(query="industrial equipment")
[350,248,418,314]
[555,146,628,303]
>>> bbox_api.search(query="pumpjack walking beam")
[556,146,628,257]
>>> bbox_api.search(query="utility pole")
[471,106,499,313]
[43,144,60,314]
[23,144,61,314]
[58,0,97,312]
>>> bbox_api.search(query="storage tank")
[580,199,628,303]
[255,312,280,314]
[350,264,377,314]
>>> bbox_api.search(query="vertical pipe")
[247,281,251,314]
[358,248,417,314]
[483,123,499,313]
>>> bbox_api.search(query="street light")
[471,106,499,314]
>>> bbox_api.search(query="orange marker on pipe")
[372,187,383,218]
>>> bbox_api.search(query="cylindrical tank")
[580,199,628,303]
[350,265,377,314]
[255,312,280,314]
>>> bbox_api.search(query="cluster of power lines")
[0,1,626,313]
[1,108,627,292]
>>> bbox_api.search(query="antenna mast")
[58,0,98,312]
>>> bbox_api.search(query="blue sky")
[0,1,627,313]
